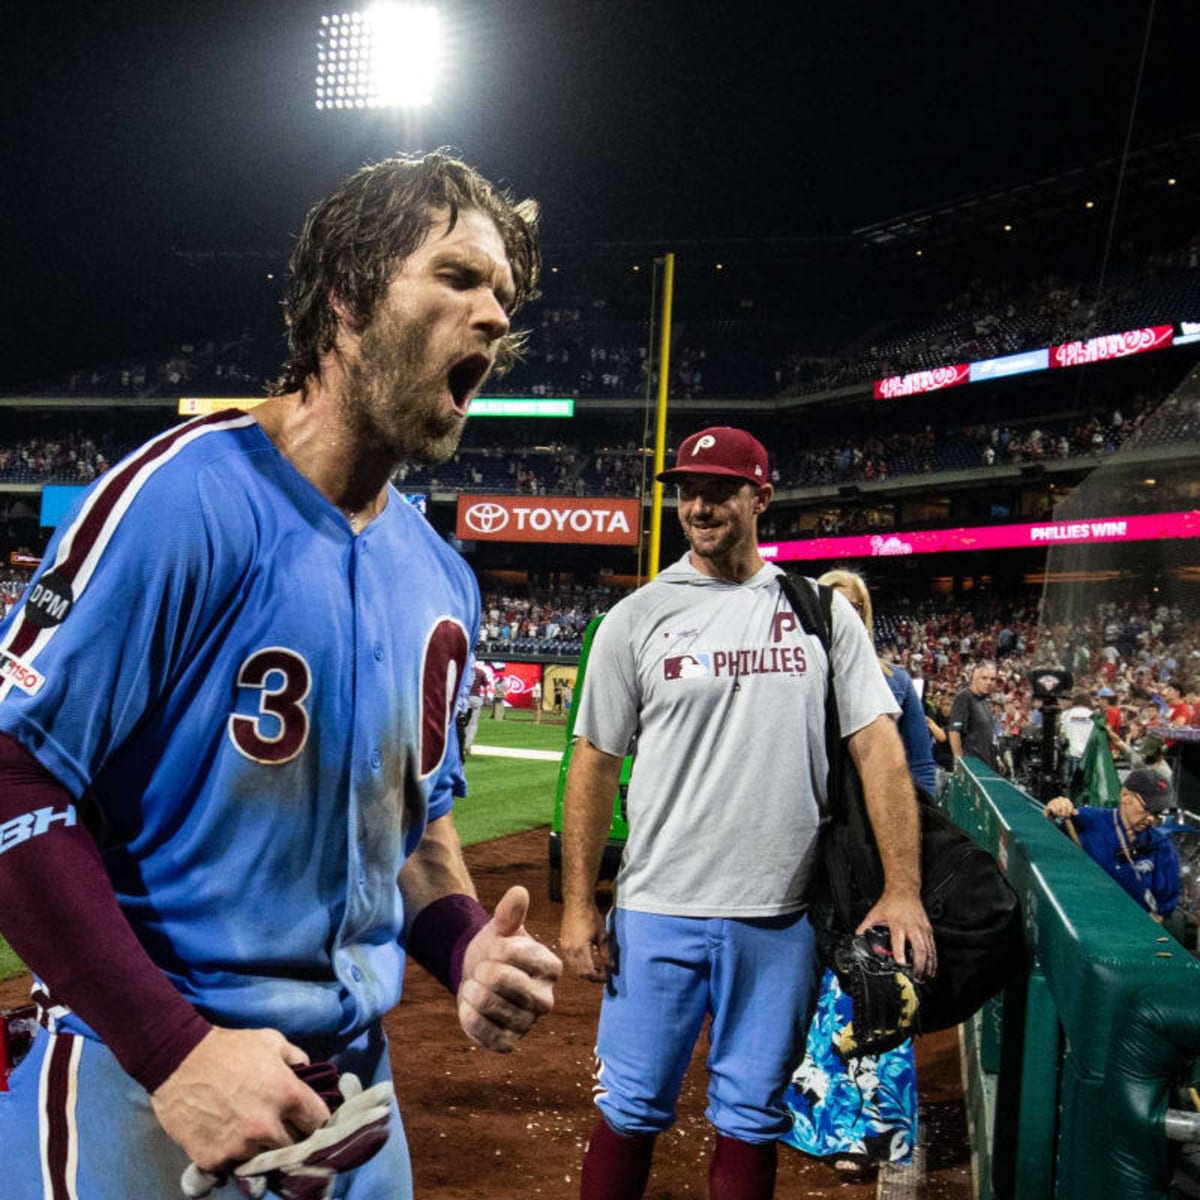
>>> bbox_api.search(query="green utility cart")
[547,615,631,901]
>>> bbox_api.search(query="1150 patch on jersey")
[0,650,45,696]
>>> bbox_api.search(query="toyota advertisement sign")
[456,495,641,545]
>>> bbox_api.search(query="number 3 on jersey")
[227,621,468,772]
[228,647,312,764]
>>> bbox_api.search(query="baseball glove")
[181,1067,393,1200]
[830,926,920,1059]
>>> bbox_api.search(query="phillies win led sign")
[759,510,1200,563]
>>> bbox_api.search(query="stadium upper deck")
[2,144,1198,617]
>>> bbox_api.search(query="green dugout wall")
[947,759,1200,1200]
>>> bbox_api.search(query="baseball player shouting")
[559,427,932,1200]
[0,152,560,1199]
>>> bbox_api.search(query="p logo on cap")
[657,426,769,485]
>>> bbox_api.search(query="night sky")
[4,0,1197,384]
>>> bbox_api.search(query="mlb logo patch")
[663,654,711,680]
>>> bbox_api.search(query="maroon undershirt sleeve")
[0,732,211,1092]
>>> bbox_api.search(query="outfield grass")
[470,710,569,754]
[456,711,568,847]
[1,936,24,983]
[0,718,566,983]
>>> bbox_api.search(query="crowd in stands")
[778,235,1200,397]
[13,229,1197,408]
[876,596,1200,755]
[51,335,276,404]
[2,229,1198,753]
[471,584,1198,712]
[386,437,655,499]
[0,571,33,619]
[4,366,1196,500]
[768,382,1196,492]
[0,432,114,485]
[26,306,711,407]
[3,559,1197,809]
[472,586,628,657]
[497,227,1200,401]
[472,585,1200,818]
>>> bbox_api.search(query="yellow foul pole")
[647,252,675,580]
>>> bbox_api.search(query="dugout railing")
[946,758,1200,1200]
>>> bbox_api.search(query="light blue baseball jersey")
[0,410,477,1044]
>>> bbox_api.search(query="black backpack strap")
[778,574,843,812]
[779,574,871,930]
[778,572,827,645]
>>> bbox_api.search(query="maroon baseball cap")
[656,427,769,485]
[1122,768,1172,813]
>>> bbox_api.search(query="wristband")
[406,894,490,994]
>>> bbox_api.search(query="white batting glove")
[180,1073,394,1200]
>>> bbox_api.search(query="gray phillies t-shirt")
[573,556,898,917]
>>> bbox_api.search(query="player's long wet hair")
[272,149,541,394]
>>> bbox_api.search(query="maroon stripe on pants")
[44,1033,75,1200]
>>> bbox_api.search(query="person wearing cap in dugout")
[1044,768,1181,922]
[559,426,933,1200]
[1108,727,1173,786]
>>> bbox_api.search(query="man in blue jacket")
[1044,768,1180,920]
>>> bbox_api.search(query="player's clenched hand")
[152,1026,330,1172]
[559,901,609,983]
[457,885,561,1052]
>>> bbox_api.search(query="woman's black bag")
[780,575,1025,1048]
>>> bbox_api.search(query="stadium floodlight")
[315,4,442,110]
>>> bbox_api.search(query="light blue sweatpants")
[594,907,818,1144]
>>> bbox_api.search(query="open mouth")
[447,353,491,413]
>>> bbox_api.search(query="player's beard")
[340,306,473,466]
[684,517,743,564]
[686,523,739,564]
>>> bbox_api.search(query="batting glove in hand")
[180,1067,393,1200]
[831,926,920,1059]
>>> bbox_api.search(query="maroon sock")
[708,1135,777,1200]
[579,1117,655,1200]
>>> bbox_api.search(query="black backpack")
[780,575,1026,1037]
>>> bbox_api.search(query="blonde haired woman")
[815,570,935,793]
[782,569,931,1181]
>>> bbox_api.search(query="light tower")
[314,4,443,111]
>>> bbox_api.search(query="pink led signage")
[873,322,1182,398]
[1050,325,1173,368]
[873,364,969,400]
[759,511,1200,563]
